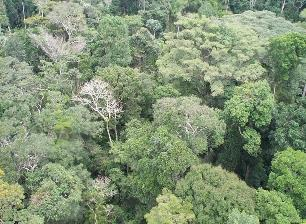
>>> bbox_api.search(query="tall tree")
[153,96,226,155]
[267,32,306,102]
[157,14,265,96]
[74,79,122,145]
[144,188,195,224]
[268,148,306,218]
[255,189,301,224]
[175,164,256,224]
[224,80,275,157]
[109,119,198,223]
[90,15,131,68]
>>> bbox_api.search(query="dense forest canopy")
[0,0,306,223]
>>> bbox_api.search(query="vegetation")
[0,0,306,223]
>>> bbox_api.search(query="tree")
[3,0,36,28]
[144,188,195,224]
[227,209,259,224]
[0,168,43,223]
[157,14,265,96]
[175,164,256,224]
[255,189,301,224]
[268,148,306,218]
[110,120,198,205]
[0,168,24,221]
[153,96,226,155]
[84,176,118,224]
[96,65,145,122]
[130,27,159,72]
[145,19,162,37]
[267,32,306,102]
[3,30,45,70]
[74,79,122,145]
[0,0,9,32]
[271,100,306,152]
[224,80,275,156]
[27,163,89,223]
[47,2,86,39]
[91,15,131,68]
[221,11,304,39]
[30,28,86,61]
[227,0,306,21]
[32,0,49,17]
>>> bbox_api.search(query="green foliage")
[146,19,162,37]
[92,15,131,68]
[221,11,304,39]
[255,189,301,224]
[145,188,195,224]
[227,209,259,224]
[83,176,118,224]
[0,168,24,221]
[242,128,261,156]
[175,164,256,224]
[130,27,160,71]
[268,148,306,218]
[27,163,89,222]
[3,0,36,28]
[228,0,306,21]
[272,100,306,152]
[1,2,306,224]
[96,65,145,121]
[268,32,306,101]
[0,168,43,223]
[110,120,198,205]
[0,0,8,31]
[2,30,45,70]
[157,14,265,96]
[224,80,275,128]
[153,96,226,155]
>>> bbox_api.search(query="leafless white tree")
[73,79,122,144]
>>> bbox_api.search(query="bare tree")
[73,79,122,145]
[30,28,86,61]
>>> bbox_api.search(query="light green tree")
[175,164,256,224]
[145,188,195,224]
[268,148,306,218]
[157,14,265,96]
[255,189,301,224]
[227,209,259,224]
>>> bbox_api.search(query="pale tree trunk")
[105,120,113,146]
[281,0,286,14]
[114,114,119,141]
[224,0,229,11]
[142,0,146,11]
[22,1,26,29]
[302,84,306,97]
[249,0,256,9]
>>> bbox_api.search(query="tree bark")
[302,84,306,97]
[105,121,113,146]
[22,1,26,29]
[281,0,286,14]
